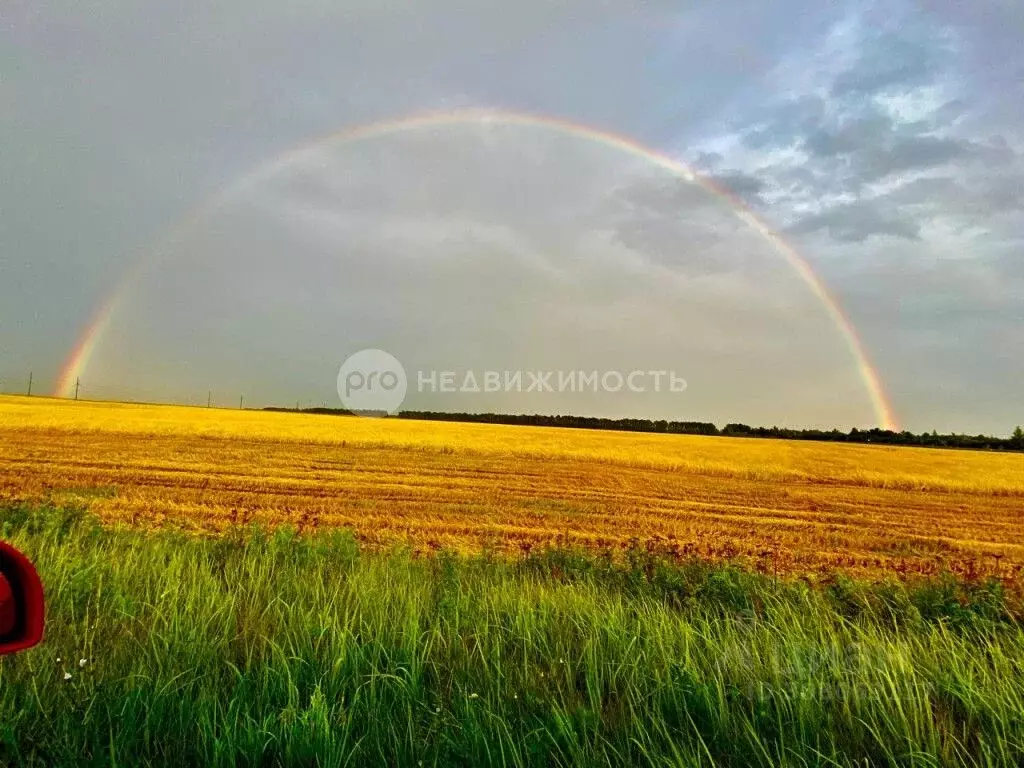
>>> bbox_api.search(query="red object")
[0,541,45,654]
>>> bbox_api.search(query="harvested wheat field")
[2,394,1023,582]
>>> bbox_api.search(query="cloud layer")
[90,124,871,427]
[2,0,1021,432]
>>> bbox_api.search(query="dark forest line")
[264,407,1024,453]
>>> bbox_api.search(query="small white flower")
[56,657,61,663]
[63,672,72,681]
[469,693,479,699]
[79,658,87,668]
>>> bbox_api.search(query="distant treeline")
[264,407,1024,452]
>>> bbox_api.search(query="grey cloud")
[752,100,975,185]
[709,172,765,199]
[880,172,1023,221]
[857,135,974,180]
[605,176,717,214]
[821,244,1024,434]
[741,96,826,151]
[692,151,723,170]
[3,0,1023,432]
[84,124,873,427]
[978,173,1024,212]
[976,136,1019,168]
[830,31,945,97]
[803,113,895,158]
[788,201,922,242]
[598,175,767,274]
[694,6,1024,252]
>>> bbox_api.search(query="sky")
[1,0,1021,433]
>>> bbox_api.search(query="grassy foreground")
[2,505,1023,767]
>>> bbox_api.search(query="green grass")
[1,504,1023,767]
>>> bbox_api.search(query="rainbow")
[55,108,899,430]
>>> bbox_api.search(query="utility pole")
[75,378,80,401]
[239,395,244,410]
[27,372,32,397]
[208,391,212,408]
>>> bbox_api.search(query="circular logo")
[336,349,407,416]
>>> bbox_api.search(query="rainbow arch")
[55,107,899,430]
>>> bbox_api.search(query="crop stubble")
[2,396,1022,582]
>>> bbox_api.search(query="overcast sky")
[1,0,1021,433]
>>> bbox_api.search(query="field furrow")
[2,396,1023,583]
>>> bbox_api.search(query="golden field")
[1,395,1023,581]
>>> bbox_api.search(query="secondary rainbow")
[55,107,900,430]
